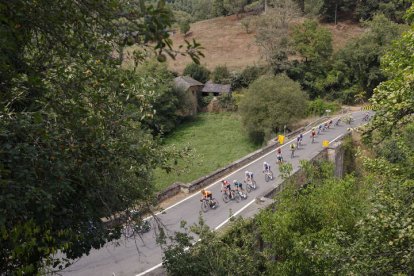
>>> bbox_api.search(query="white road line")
[214,198,256,230]
[135,263,163,276]
[137,113,356,275]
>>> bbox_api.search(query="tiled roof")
[201,81,231,94]
[174,76,203,90]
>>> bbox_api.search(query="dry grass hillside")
[165,14,365,73]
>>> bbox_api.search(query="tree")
[292,19,333,62]
[212,65,232,84]
[366,6,414,141]
[180,20,191,35]
[162,216,265,275]
[135,60,194,135]
[183,63,211,83]
[239,74,308,143]
[224,0,248,18]
[0,0,202,273]
[320,0,356,24]
[355,0,412,23]
[256,0,301,72]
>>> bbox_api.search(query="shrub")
[306,98,340,116]
[212,65,231,84]
[231,65,266,90]
[183,63,210,83]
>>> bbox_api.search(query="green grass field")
[153,113,260,191]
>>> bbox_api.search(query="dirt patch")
[163,15,365,74]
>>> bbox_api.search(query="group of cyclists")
[200,114,354,208]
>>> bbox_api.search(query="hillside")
[166,14,365,73]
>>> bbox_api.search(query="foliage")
[366,10,414,140]
[288,14,404,102]
[256,0,300,72]
[183,63,211,83]
[217,93,237,111]
[224,0,249,17]
[0,0,203,273]
[162,215,265,275]
[134,60,193,135]
[241,16,252,33]
[231,65,267,90]
[180,20,191,35]
[212,65,232,84]
[239,74,308,144]
[306,98,339,116]
[355,0,412,23]
[319,0,356,23]
[292,19,333,62]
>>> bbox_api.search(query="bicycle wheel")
[222,193,230,203]
[212,198,219,208]
[265,173,270,182]
[269,171,274,180]
[252,180,257,189]
[201,200,209,213]
[235,192,241,203]
[246,183,252,193]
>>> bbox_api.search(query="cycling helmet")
[233,180,237,184]
[245,170,249,174]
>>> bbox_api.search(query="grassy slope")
[153,113,260,191]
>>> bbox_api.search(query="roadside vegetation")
[153,113,260,191]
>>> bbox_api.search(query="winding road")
[62,111,369,276]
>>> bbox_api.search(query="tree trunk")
[334,1,338,25]
[264,0,267,14]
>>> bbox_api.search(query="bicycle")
[244,178,257,192]
[222,189,241,203]
[200,198,219,212]
[264,169,274,182]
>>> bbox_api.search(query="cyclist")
[318,125,323,134]
[276,148,283,164]
[200,189,214,206]
[245,171,254,183]
[311,129,316,143]
[221,180,231,195]
[233,180,243,191]
[263,161,271,173]
[296,135,301,147]
[363,112,370,121]
[335,117,341,126]
[290,143,296,158]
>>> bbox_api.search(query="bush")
[183,63,210,83]
[231,65,266,90]
[306,98,340,116]
[240,74,308,144]
[179,20,190,35]
[212,65,231,84]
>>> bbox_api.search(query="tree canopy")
[0,0,201,273]
[239,74,308,143]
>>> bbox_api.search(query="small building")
[173,76,203,115]
[201,81,231,97]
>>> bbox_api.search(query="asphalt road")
[61,111,369,276]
